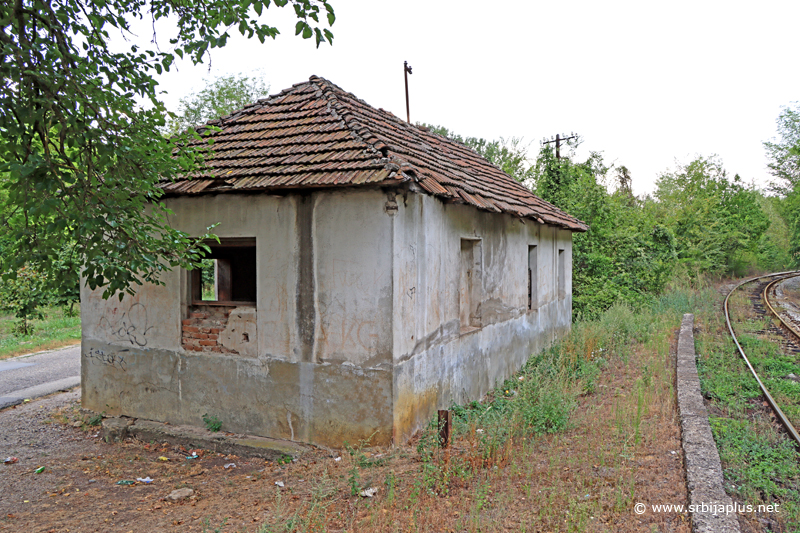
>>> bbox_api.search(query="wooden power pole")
[542,132,578,159]
[404,61,413,123]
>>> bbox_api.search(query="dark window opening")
[528,245,538,311]
[557,248,566,300]
[191,238,256,306]
[459,238,482,331]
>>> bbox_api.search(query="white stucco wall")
[81,187,575,447]
[390,192,573,442]
[81,190,396,447]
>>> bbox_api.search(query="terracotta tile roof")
[164,76,588,232]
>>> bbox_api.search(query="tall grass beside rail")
[416,284,717,470]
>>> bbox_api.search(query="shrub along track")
[724,271,800,442]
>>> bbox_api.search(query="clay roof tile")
[163,76,587,231]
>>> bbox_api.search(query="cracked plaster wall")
[81,188,575,447]
[81,191,394,447]
[390,192,573,443]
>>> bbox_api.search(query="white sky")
[138,0,800,195]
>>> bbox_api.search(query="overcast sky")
[142,0,799,195]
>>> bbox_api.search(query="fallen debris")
[359,487,378,498]
[167,488,194,501]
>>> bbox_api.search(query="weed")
[87,412,104,426]
[201,413,222,432]
[384,470,396,505]
[633,381,644,446]
[347,462,361,496]
[201,517,228,533]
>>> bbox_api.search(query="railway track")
[724,271,800,447]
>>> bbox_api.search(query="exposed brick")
[209,328,223,334]
[183,326,200,334]
[207,334,218,340]
[190,312,208,319]
[181,319,194,326]
[198,340,217,346]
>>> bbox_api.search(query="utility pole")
[404,61,413,123]
[542,132,577,159]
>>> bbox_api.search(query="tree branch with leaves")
[0,0,334,299]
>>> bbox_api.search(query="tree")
[764,103,800,190]
[423,124,536,184]
[764,103,800,266]
[165,72,271,136]
[653,157,769,275]
[532,144,677,318]
[0,0,335,299]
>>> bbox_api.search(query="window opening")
[459,238,482,331]
[557,248,566,300]
[191,238,256,306]
[528,245,538,310]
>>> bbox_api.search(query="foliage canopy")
[0,0,334,299]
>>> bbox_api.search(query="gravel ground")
[0,389,100,516]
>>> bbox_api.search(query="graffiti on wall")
[84,347,129,371]
[97,302,153,347]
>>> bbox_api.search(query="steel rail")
[763,276,800,340]
[723,271,800,447]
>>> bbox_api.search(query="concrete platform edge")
[677,313,740,533]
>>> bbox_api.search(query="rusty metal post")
[555,133,561,159]
[404,61,412,123]
[438,409,451,449]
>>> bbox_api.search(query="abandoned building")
[80,76,588,448]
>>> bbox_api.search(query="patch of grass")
[0,305,81,360]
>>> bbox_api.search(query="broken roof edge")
[160,173,589,233]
